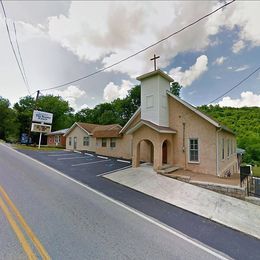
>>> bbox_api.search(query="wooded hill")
[199,105,260,165]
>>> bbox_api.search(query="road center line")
[0,185,50,260]
[0,195,37,260]
[1,144,230,260]
[72,159,110,167]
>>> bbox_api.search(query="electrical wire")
[13,21,30,91]
[0,0,31,95]
[40,0,236,92]
[208,66,260,104]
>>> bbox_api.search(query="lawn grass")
[12,144,64,151]
[253,166,260,177]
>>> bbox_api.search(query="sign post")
[39,132,42,149]
[31,110,53,149]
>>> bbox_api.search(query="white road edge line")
[117,159,131,163]
[97,155,108,159]
[72,159,110,167]
[73,150,82,154]
[57,157,86,160]
[1,143,230,260]
[96,165,132,177]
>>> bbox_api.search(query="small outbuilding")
[46,128,68,148]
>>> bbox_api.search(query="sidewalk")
[104,164,260,240]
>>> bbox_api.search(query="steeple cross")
[150,54,160,71]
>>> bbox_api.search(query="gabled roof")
[93,124,122,138]
[46,128,69,136]
[126,119,176,135]
[65,122,122,137]
[166,91,235,135]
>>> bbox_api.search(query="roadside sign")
[31,123,52,133]
[32,110,53,124]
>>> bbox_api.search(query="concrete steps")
[157,165,182,174]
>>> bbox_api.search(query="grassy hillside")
[198,105,260,165]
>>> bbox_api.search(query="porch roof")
[126,119,177,135]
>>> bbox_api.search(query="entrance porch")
[129,121,176,171]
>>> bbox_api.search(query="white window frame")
[102,138,107,147]
[110,138,116,148]
[188,138,199,164]
[54,135,60,144]
[83,136,89,146]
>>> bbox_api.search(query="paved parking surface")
[41,151,131,178]
[17,149,260,260]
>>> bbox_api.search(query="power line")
[13,21,30,91]
[40,0,236,92]
[0,0,31,95]
[208,65,260,104]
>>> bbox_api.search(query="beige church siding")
[66,126,96,152]
[217,130,238,176]
[168,96,217,175]
[96,134,132,159]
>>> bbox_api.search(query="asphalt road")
[0,144,229,259]
[17,147,260,259]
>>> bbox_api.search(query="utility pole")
[27,90,40,145]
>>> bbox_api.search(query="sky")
[0,1,260,111]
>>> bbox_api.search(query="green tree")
[170,82,182,97]
[14,95,75,137]
[199,105,260,165]
[13,96,35,135]
[0,97,20,142]
[37,95,74,130]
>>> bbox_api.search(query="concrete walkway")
[104,164,260,240]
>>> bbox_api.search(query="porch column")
[153,144,163,170]
[132,141,140,168]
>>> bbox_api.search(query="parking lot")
[22,150,131,183]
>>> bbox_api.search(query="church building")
[65,68,238,177]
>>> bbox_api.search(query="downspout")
[216,127,222,177]
[183,122,186,169]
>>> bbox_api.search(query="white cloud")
[46,1,260,78]
[103,80,132,102]
[79,104,89,110]
[232,40,245,53]
[169,55,208,87]
[235,65,249,72]
[213,56,227,65]
[217,91,260,107]
[47,85,86,110]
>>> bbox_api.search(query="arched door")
[162,140,167,164]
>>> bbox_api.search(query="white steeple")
[136,69,173,127]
